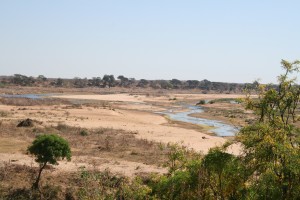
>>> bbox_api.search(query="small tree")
[137,79,149,88]
[28,134,71,189]
[102,75,115,88]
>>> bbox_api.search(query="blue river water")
[0,93,53,99]
[158,105,238,137]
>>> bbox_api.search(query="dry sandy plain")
[0,91,246,177]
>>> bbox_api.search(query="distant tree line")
[0,74,275,93]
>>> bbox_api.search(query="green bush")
[80,130,88,136]
[209,100,215,104]
[197,100,206,105]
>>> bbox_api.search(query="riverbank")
[190,102,255,127]
[0,92,244,177]
[158,105,238,137]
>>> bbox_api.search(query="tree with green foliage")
[202,148,247,199]
[237,59,300,199]
[117,75,130,87]
[54,78,64,87]
[12,74,35,86]
[186,80,200,89]
[137,79,149,88]
[37,75,47,82]
[151,146,247,200]
[88,77,102,87]
[170,79,182,89]
[150,144,205,199]
[28,134,71,189]
[102,75,115,88]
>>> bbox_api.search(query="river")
[0,93,55,99]
[158,105,238,137]
[1,93,238,136]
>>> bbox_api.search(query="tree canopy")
[28,134,71,189]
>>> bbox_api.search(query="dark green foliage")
[12,74,35,86]
[137,79,149,88]
[1,73,254,92]
[53,78,64,87]
[79,129,88,136]
[170,79,182,89]
[37,75,47,82]
[102,74,115,88]
[28,134,71,165]
[117,75,134,87]
[28,134,71,189]
[202,148,247,199]
[197,100,206,105]
[88,77,102,87]
[73,77,88,88]
[152,159,202,200]
[186,80,200,89]
[203,148,233,174]
[209,100,215,104]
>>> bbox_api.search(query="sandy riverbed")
[0,93,243,176]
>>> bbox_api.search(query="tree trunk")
[33,162,47,189]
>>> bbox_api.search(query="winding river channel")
[158,105,238,137]
[1,94,238,137]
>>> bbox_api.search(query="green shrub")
[80,130,88,136]
[197,100,206,105]
[209,100,215,104]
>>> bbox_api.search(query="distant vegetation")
[0,73,271,93]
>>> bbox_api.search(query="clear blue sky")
[0,1,299,83]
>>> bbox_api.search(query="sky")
[0,1,299,83]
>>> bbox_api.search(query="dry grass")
[51,123,169,166]
[0,120,169,167]
[0,138,29,153]
[0,163,74,199]
[0,97,70,106]
[0,110,10,117]
[0,119,171,199]
[0,162,144,200]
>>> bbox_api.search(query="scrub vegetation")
[0,73,263,93]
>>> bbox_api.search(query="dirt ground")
[0,90,246,177]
